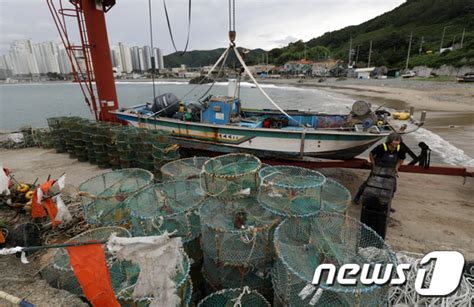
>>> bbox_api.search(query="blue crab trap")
[200,196,280,267]
[273,212,396,306]
[201,153,262,199]
[161,156,210,182]
[80,169,154,226]
[127,179,205,243]
[41,227,131,297]
[257,166,327,217]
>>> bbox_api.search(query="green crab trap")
[47,116,77,153]
[117,253,192,307]
[81,169,154,226]
[161,156,210,182]
[273,212,396,307]
[202,252,273,296]
[198,287,271,307]
[320,178,351,214]
[200,197,280,267]
[41,226,131,297]
[127,179,205,243]
[201,153,262,199]
[257,166,327,217]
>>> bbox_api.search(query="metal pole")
[355,45,360,63]
[405,31,413,71]
[418,36,424,55]
[348,37,352,66]
[367,40,372,68]
[460,28,465,48]
[440,26,447,51]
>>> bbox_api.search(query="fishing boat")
[114,80,423,160]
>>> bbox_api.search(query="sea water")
[1,81,472,167]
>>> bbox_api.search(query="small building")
[354,67,376,79]
[283,60,313,76]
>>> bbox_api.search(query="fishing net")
[117,127,141,168]
[389,251,474,306]
[64,117,88,159]
[127,179,205,243]
[273,212,396,306]
[71,119,90,162]
[161,156,210,182]
[201,153,262,199]
[202,253,273,297]
[41,226,131,296]
[320,178,351,214]
[198,287,271,307]
[47,116,82,153]
[81,169,154,226]
[257,166,327,217]
[200,197,280,267]
[117,254,192,307]
[33,128,55,149]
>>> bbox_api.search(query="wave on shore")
[413,128,474,167]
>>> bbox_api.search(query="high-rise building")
[56,44,72,74]
[31,42,61,74]
[143,46,150,71]
[153,47,164,69]
[138,47,145,72]
[130,46,140,72]
[118,42,132,73]
[10,39,40,75]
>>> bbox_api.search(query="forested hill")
[165,0,474,69]
[163,48,267,68]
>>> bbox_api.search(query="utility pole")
[304,44,307,61]
[367,40,372,68]
[418,36,424,55]
[405,31,413,71]
[348,37,352,66]
[460,28,465,48]
[355,45,360,64]
[440,26,447,51]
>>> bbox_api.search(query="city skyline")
[0,39,165,76]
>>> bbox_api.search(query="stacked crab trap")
[198,154,276,299]
[272,212,396,306]
[80,168,154,227]
[34,137,388,306]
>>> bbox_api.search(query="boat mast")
[47,0,119,122]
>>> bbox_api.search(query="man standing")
[353,132,406,206]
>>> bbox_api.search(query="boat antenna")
[148,0,158,99]
[163,0,192,55]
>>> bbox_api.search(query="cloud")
[0,0,405,55]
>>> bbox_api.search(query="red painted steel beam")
[81,0,119,122]
[262,158,474,177]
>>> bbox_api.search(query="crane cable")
[163,0,192,55]
[148,0,159,99]
[226,0,302,126]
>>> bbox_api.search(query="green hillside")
[164,0,474,69]
[164,48,267,68]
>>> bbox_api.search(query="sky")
[0,0,405,55]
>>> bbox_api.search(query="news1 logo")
[311,251,465,296]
